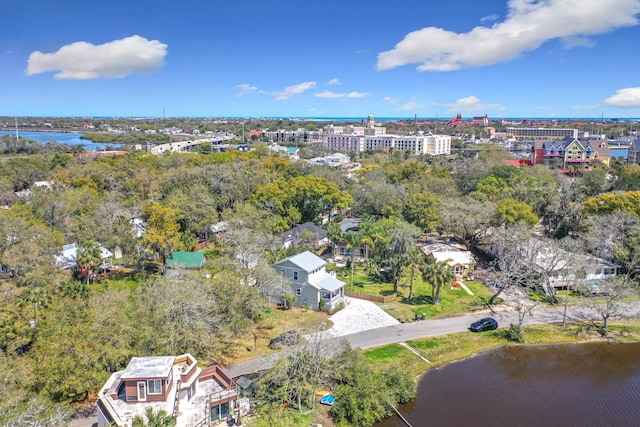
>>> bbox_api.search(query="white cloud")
[445,96,505,113]
[315,91,344,99]
[383,97,399,104]
[560,36,596,48]
[26,35,167,79]
[328,78,341,86]
[603,87,640,108]
[398,101,426,112]
[235,83,259,96]
[315,90,369,99]
[480,14,499,23]
[571,104,601,110]
[377,0,640,71]
[274,81,317,101]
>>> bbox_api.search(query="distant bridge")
[150,135,235,154]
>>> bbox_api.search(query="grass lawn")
[364,320,640,377]
[221,305,333,365]
[333,262,496,321]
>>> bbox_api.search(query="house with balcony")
[531,137,611,169]
[273,251,345,312]
[97,353,240,427]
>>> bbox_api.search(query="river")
[0,130,120,151]
[376,342,640,427]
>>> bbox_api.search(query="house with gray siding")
[273,251,345,311]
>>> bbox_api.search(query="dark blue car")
[469,317,498,332]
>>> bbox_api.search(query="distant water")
[282,117,640,123]
[376,342,640,427]
[0,130,120,151]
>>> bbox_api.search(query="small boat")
[315,390,332,397]
[320,394,335,406]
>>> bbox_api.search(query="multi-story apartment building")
[324,134,366,152]
[532,137,611,168]
[507,127,578,141]
[323,115,450,156]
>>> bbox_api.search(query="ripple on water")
[375,342,640,427]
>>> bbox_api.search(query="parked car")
[269,330,300,349]
[469,317,498,332]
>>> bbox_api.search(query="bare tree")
[485,224,536,305]
[576,278,632,336]
[506,300,539,343]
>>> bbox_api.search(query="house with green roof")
[165,252,207,270]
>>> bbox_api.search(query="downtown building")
[507,127,579,141]
[323,115,450,156]
[324,133,451,156]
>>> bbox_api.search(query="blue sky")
[3,0,640,118]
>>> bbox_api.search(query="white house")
[273,251,345,311]
[55,243,113,270]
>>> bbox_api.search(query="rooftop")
[165,252,206,269]
[275,250,326,272]
[121,356,175,380]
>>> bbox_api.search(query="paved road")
[225,302,640,378]
[150,136,234,154]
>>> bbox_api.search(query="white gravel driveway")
[306,297,399,340]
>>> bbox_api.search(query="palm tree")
[422,261,454,305]
[343,231,364,287]
[132,408,176,427]
[21,286,51,326]
[405,248,425,300]
[76,240,102,283]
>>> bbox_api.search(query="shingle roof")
[283,222,327,241]
[340,218,360,233]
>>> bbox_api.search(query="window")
[148,379,162,395]
[296,288,302,296]
[293,271,298,281]
[595,268,601,275]
[281,268,286,276]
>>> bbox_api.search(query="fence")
[345,290,397,303]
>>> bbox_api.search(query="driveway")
[306,296,400,340]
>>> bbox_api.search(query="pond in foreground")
[376,342,640,427]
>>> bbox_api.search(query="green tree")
[401,192,441,232]
[21,287,51,327]
[405,248,425,300]
[494,198,539,227]
[421,260,454,304]
[253,175,352,229]
[132,408,176,427]
[344,231,366,287]
[76,240,102,283]
[142,202,183,264]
